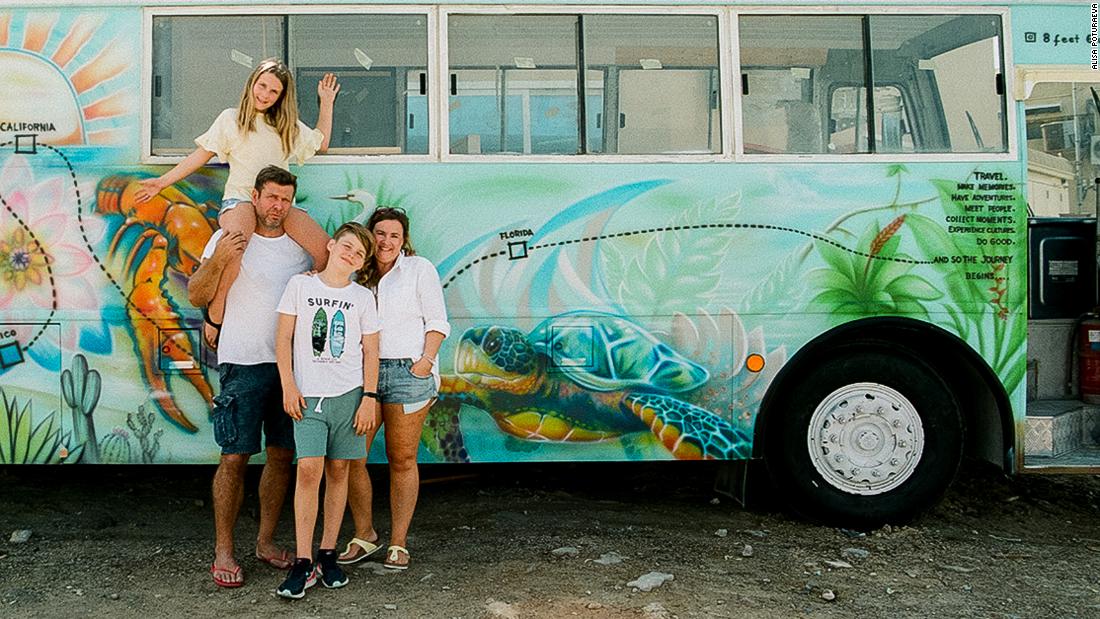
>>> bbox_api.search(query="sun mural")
[0,10,136,367]
[0,11,135,146]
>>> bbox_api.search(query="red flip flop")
[255,548,292,569]
[210,563,244,588]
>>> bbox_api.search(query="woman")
[337,207,449,570]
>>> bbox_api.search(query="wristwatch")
[362,390,380,401]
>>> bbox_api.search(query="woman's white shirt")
[375,253,450,381]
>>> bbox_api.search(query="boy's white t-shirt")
[195,108,324,202]
[276,274,380,398]
[201,230,312,365]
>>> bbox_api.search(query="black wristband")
[362,391,380,401]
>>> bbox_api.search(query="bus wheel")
[765,348,963,529]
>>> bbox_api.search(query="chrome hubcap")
[806,382,924,496]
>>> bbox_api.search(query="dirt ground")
[1,460,1099,618]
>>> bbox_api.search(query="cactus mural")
[60,354,101,462]
[98,427,134,464]
[127,405,163,464]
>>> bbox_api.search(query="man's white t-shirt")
[200,230,312,365]
[276,274,380,398]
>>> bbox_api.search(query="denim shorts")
[296,387,368,460]
[219,198,249,213]
[378,358,437,410]
[211,363,294,455]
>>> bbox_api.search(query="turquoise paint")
[1012,5,1095,65]
[0,158,1030,463]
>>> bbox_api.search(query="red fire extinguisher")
[1079,313,1100,403]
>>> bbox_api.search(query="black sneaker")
[316,549,349,589]
[276,558,317,599]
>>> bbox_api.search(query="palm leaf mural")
[742,164,939,313]
[806,216,942,322]
[740,244,808,314]
[802,170,1026,395]
[604,194,741,314]
[600,240,628,301]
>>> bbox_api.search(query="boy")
[274,222,380,599]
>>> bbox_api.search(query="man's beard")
[257,214,285,232]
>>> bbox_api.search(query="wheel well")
[754,317,1014,471]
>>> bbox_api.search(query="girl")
[135,58,339,350]
[337,207,449,571]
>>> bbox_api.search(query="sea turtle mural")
[435,311,751,461]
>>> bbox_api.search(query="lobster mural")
[95,175,217,432]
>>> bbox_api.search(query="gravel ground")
[1,461,1099,618]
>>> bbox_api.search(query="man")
[189,165,320,588]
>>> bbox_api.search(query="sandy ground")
[1,461,1099,618]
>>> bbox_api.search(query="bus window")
[448,15,580,155]
[869,14,1006,153]
[740,13,1005,155]
[581,15,720,155]
[739,15,866,154]
[406,72,430,154]
[1025,81,1100,217]
[151,12,428,157]
[151,15,285,155]
[289,14,428,155]
[830,85,914,153]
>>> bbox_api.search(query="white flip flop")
[336,537,383,565]
[383,545,410,570]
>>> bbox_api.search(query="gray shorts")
[212,363,294,455]
[295,387,368,460]
[379,358,437,412]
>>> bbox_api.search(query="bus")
[1,0,1096,527]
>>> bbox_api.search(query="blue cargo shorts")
[211,362,294,455]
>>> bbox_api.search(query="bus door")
[1014,68,1100,469]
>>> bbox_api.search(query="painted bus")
[2,0,1097,527]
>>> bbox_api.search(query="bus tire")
[764,346,963,529]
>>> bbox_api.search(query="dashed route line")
[40,144,155,324]
[0,141,57,350]
[443,222,932,289]
[4,143,933,337]
[1,142,176,355]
